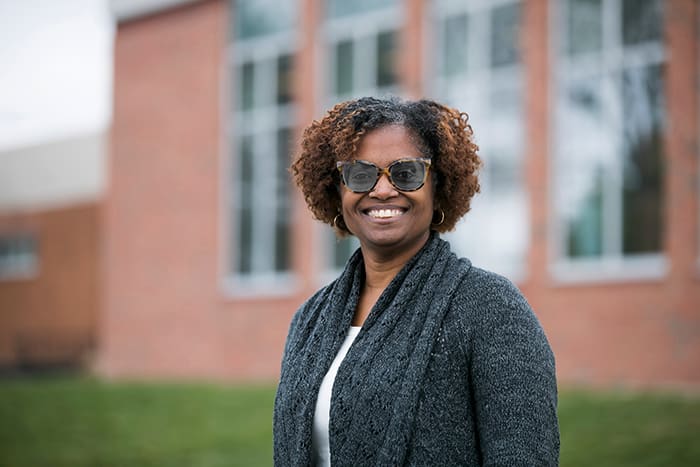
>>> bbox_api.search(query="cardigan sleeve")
[466,273,560,466]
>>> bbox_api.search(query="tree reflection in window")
[622,64,665,254]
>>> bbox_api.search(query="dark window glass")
[622,0,663,45]
[490,3,521,67]
[277,54,293,105]
[239,62,254,110]
[0,235,38,275]
[335,40,354,95]
[376,30,397,87]
[275,128,292,271]
[236,135,254,273]
[621,64,665,254]
[443,14,468,76]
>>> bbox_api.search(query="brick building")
[0,134,105,370]
[6,0,697,387]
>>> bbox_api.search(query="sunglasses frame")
[336,157,432,193]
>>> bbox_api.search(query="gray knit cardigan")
[273,233,559,466]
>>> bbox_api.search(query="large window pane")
[0,234,39,278]
[442,14,469,76]
[622,0,663,46]
[335,40,354,95]
[326,0,397,18]
[239,62,254,110]
[567,0,602,55]
[277,54,293,105]
[567,169,604,257]
[276,128,293,271]
[234,0,296,39]
[491,3,521,67]
[376,31,397,87]
[236,135,254,273]
[558,78,611,258]
[621,64,665,254]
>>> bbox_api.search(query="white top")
[312,326,362,467]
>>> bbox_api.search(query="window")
[226,0,297,290]
[0,234,38,280]
[553,0,666,281]
[322,0,401,274]
[432,0,527,279]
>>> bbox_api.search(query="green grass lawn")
[0,377,276,467]
[0,377,698,467]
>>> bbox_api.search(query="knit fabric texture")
[273,233,559,466]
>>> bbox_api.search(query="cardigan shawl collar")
[274,233,472,466]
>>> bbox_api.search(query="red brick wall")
[102,0,228,379]
[100,0,309,380]
[101,0,700,387]
[0,204,99,369]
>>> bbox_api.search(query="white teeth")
[368,209,404,219]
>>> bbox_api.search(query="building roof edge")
[110,0,201,22]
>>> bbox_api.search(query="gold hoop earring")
[432,209,445,226]
[333,214,343,229]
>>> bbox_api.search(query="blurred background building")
[0,0,110,371]
[1,0,698,388]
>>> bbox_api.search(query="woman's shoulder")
[445,263,554,365]
[447,263,537,328]
[458,264,527,303]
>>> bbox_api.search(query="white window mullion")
[603,71,622,258]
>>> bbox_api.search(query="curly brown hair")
[291,96,481,236]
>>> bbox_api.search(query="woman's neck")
[360,231,431,289]
[362,256,406,291]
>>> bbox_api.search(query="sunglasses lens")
[343,162,378,192]
[389,160,426,191]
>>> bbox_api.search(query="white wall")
[0,132,106,211]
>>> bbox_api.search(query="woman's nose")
[369,173,398,198]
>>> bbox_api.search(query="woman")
[274,97,559,466]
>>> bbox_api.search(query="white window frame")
[549,0,668,284]
[222,13,298,296]
[318,1,403,283]
[429,0,528,281]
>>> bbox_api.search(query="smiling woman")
[275,96,560,466]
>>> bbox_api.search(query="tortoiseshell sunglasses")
[336,158,432,193]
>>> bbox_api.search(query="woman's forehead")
[352,125,423,160]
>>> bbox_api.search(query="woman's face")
[339,124,435,258]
